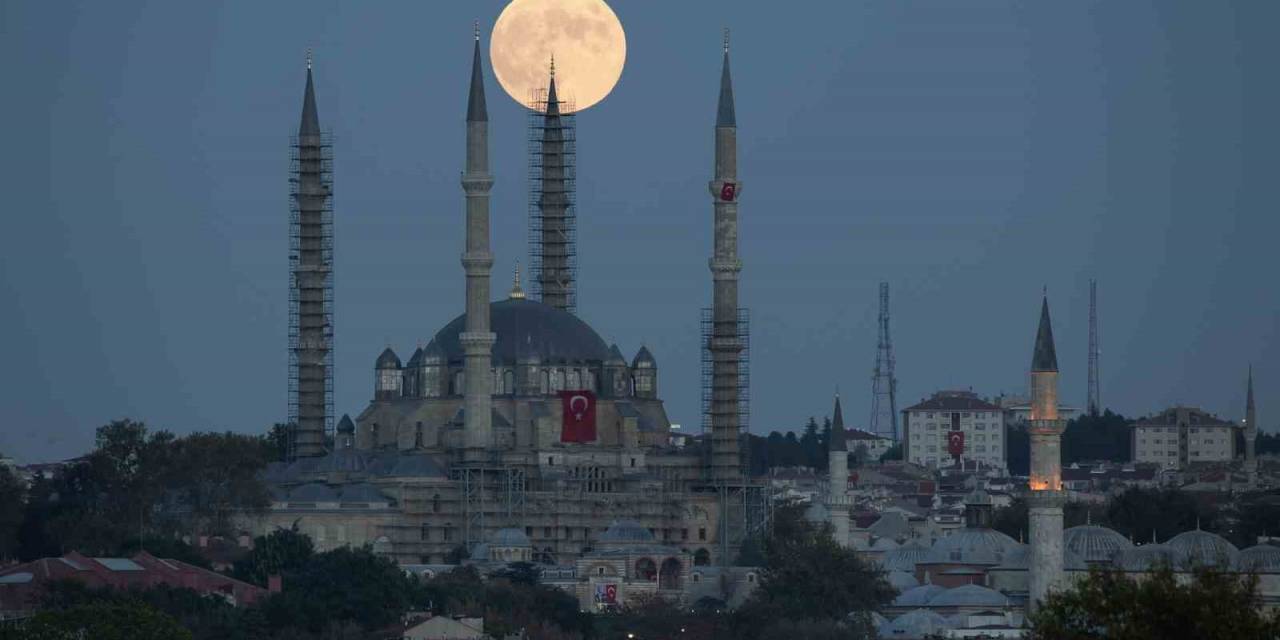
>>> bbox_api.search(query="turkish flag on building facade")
[947,430,965,458]
[560,390,597,443]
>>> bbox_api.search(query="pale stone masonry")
[1027,296,1065,615]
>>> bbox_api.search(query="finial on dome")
[510,262,526,299]
[306,48,312,70]
[723,27,730,53]
[474,19,480,42]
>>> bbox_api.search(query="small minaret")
[534,58,576,312]
[289,51,334,460]
[1027,294,1066,614]
[828,393,851,547]
[708,30,744,481]
[460,27,496,461]
[1244,365,1258,486]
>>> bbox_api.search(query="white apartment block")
[1132,406,1238,469]
[901,390,1006,470]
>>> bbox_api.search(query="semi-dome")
[337,483,388,503]
[289,483,339,502]
[893,584,947,607]
[1065,525,1132,564]
[405,347,424,368]
[431,298,612,365]
[881,609,950,638]
[1166,529,1239,567]
[376,348,401,369]
[881,539,932,572]
[1114,543,1184,572]
[490,527,532,547]
[886,570,920,592]
[927,584,1008,608]
[421,340,445,364]
[925,528,1019,565]
[599,519,655,543]
[1238,545,1280,573]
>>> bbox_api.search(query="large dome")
[925,528,1019,566]
[431,298,612,365]
[1065,525,1132,564]
[1166,529,1239,567]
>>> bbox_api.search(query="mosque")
[251,31,766,607]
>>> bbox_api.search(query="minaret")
[289,51,334,460]
[1027,294,1066,614]
[709,30,744,481]
[533,57,576,312]
[461,27,496,461]
[828,394,851,546]
[1244,365,1258,486]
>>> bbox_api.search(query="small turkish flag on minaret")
[559,390,597,443]
[720,182,737,201]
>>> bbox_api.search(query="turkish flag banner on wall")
[948,430,965,457]
[560,390,597,443]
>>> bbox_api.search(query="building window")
[698,528,707,541]
[682,529,689,541]
[420,524,429,541]
[544,527,552,538]
[630,457,637,468]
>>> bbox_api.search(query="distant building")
[1131,406,1238,469]
[0,551,269,619]
[846,429,894,461]
[401,615,486,640]
[901,391,1006,470]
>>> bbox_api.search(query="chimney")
[268,574,282,593]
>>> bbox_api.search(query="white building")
[1131,406,1238,469]
[901,391,1006,470]
[846,429,894,461]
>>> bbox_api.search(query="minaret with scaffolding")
[1087,279,1100,416]
[1244,365,1258,486]
[288,51,334,460]
[528,56,577,313]
[870,282,898,441]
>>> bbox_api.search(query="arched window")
[453,371,464,395]
[635,557,657,581]
[492,369,501,394]
[541,370,550,395]
[659,558,682,590]
[432,494,441,513]
[567,369,580,390]
[503,370,514,395]
[694,548,711,566]
[550,369,563,392]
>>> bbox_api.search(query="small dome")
[887,570,920,591]
[632,345,656,369]
[881,539,932,572]
[1166,529,1239,567]
[881,609,951,638]
[1064,525,1132,564]
[927,584,1009,608]
[599,519,655,543]
[431,298,611,365]
[405,347,425,368]
[318,448,366,473]
[490,527,532,547]
[607,344,627,366]
[376,347,402,369]
[338,483,388,503]
[893,584,947,607]
[421,340,446,364]
[926,528,1019,565]
[1114,543,1184,572]
[289,483,339,502]
[337,414,355,434]
[1237,545,1280,572]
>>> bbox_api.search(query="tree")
[1029,564,1280,640]
[6,601,192,640]
[260,545,425,634]
[1105,488,1217,543]
[734,502,893,638]
[0,464,24,561]
[879,442,903,463]
[1061,410,1132,464]
[232,524,315,587]
[801,417,823,470]
[266,423,291,462]
[165,431,272,535]
[1007,424,1030,476]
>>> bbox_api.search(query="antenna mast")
[870,282,899,441]
[1087,279,1100,416]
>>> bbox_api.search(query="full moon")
[490,0,626,112]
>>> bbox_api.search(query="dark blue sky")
[2,1,1277,462]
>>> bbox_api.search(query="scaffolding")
[450,464,528,552]
[701,307,750,471]
[527,87,577,313]
[288,130,334,460]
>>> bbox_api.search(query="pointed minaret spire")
[831,393,847,452]
[466,31,488,123]
[531,55,575,312]
[1245,364,1258,484]
[716,29,736,127]
[299,53,320,137]
[1032,295,1058,372]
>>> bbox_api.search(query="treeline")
[1007,410,1133,476]
[1,420,275,563]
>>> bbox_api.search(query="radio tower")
[870,282,898,441]
[1087,279,1100,416]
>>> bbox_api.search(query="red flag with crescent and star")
[720,182,737,202]
[560,390,597,443]
[947,430,965,458]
